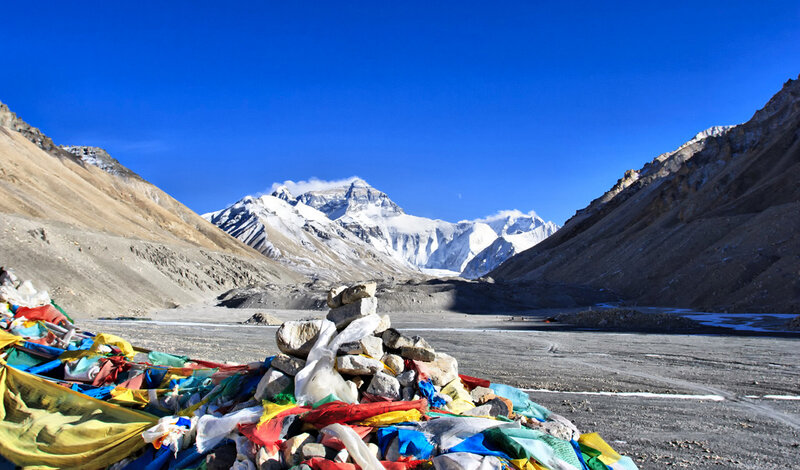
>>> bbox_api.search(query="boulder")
[381,354,405,374]
[411,336,432,350]
[470,386,495,404]
[254,368,292,401]
[396,369,417,387]
[327,297,378,329]
[256,447,281,470]
[462,404,494,417]
[400,346,435,362]
[300,443,329,460]
[494,395,514,415]
[336,355,383,375]
[381,328,415,350]
[327,282,377,308]
[366,371,401,400]
[276,320,323,358]
[529,413,581,441]
[341,282,377,305]
[420,352,458,387]
[374,314,391,335]
[326,286,347,308]
[333,449,349,463]
[384,438,400,462]
[241,312,281,325]
[337,335,384,359]
[270,353,306,376]
[282,433,314,467]
[360,335,384,359]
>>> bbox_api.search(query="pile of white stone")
[231,282,592,468]
[258,282,464,407]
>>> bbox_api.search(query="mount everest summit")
[204,178,559,279]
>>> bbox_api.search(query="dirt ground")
[81,305,800,470]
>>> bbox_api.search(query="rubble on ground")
[241,312,282,325]
[0,269,638,470]
[553,308,705,332]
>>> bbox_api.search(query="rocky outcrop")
[0,101,78,161]
[60,146,140,179]
[492,76,800,313]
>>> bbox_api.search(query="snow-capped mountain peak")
[271,185,296,203]
[473,209,549,236]
[297,179,404,219]
[202,193,414,279]
[207,178,559,279]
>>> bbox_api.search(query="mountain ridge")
[492,75,800,313]
[0,99,303,316]
[206,179,559,278]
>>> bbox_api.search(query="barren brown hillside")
[0,102,304,316]
[493,76,800,313]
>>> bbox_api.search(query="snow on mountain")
[297,177,404,219]
[206,179,560,278]
[461,221,559,279]
[60,145,139,179]
[202,194,414,279]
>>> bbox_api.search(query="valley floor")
[82,306,800,470]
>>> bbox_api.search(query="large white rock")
[337,335,384,359]
[275,320,323,358]
[256,446,281,470]
[381,328,415,350]
[254,368,292,401]
[282,433,314,467]
[374,314,391,335]
[400,346,435,361]
[327,297,378,329]
[300,443,329,460]
[270,353,306,376]
[396,369,417,387]
[366,371,400,400]
[336,355,384,375]
[420,352,459,387]
[381,354,405,375]
[327,282,377,308]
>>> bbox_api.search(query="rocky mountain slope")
[0,100,304,316]
[203,194,416,279]
[492,76,800,313]
[61,145,140,179]
[206,179,559,278]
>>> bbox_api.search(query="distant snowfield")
[419,268,460,277]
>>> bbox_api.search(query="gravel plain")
[77,304,800,470]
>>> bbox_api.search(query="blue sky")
[2,2,798,224]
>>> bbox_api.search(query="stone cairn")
[254,282,584,468]
[269,282,460,405]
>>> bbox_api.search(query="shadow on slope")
[216,277,619,314]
